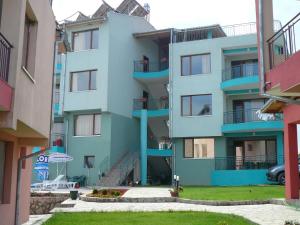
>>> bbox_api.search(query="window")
[84,156,95,168]
[72,29,99,51]
[0,142,5,203]
[181,94,212,116]
[22,14,37,76]
[184,138,215,158]
[70,70,96,91]
[74,114,101,136]
[181,54,211,76]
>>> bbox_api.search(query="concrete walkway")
[122,187,171,198]
[51,200,300,225]
[22,214,52,225]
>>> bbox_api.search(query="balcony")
[50,133,65,153]
[221,63,259,92]
[133,60,169,82]
[215,155,281,170]
[132,97,169,118]
[0,33,13,111]
[212,155,283,186]
[266,12,300,94]
[222,108,283,133]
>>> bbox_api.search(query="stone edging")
[80,195,287,206]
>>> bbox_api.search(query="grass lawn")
[180,185,285,201]
[43,212,256,225]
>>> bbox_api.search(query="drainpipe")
[258,0,300,105]
[15,148,50,225]
[15,29,57,225]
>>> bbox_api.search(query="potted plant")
[70,189,78,200]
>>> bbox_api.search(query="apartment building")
[51,0,284,187]
[0,0,55,224]
[255,0,300,199]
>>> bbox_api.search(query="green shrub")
[101,189,108,195]
[92,189,98,195]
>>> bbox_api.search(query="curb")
[80,195,287,206]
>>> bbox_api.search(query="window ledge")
[181,115,213,118]
[69,90,97,93]
[22,66,35,84]
[181,73,212,77]
[73,135,101,138]
[71,48,98,53]
[183,158,215,160]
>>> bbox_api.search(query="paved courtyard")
[122,187,171,198]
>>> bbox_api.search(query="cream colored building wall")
[0,0,56,139]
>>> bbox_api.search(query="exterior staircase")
[99,151,139,187]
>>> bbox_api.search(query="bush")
[92,189,98,195]
[285,221,300,225]
[101,189,108,195]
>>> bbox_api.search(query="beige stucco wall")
[0,0,56,139]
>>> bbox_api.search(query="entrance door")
[233,101,244,123]
[143,91,149,109]
[234,141,244,170]
[143,56,149,72]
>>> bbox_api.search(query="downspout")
[258,0,300,105]
[15,30,57,225]
[169,28,176,178]
[258,0,265,95]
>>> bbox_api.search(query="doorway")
[143,56,149,72]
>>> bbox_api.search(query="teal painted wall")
[110,113,140,167]
[65,111,112,186]
[174,137,226,185]
[211,169,270,186]
[64,111,140,186]
[170,34,257,138]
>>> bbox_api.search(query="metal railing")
[0,33,13,82]
[133,60,168,72]
[215,155,282,170]
[224,108,283,124]
[268,12,300,69]
[222,63,258,81]
[173,21,281,43]
[133,97,169,111]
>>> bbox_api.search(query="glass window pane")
[181,56,190,76]
[192,95,212,116]
[191,55,202,75]
[73,31,91,51]
[92,30,99,49]
[84,156,95,168]
[193,138,214,158]
[181,96,191,116]
[75,115,93,136]
[72,71,89,91]
[184,139,193,158]
[90,71,96,90]
[94,114,101,135]
[0,142,5,203]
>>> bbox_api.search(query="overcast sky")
[53,0,300,28]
